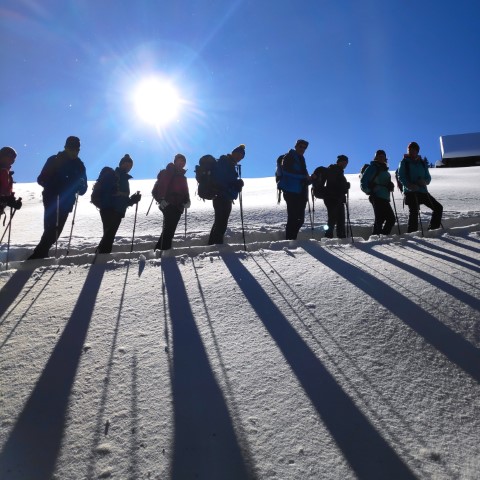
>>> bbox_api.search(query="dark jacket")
[111,167,134,217]
[156,162,190,207]
[37,151,87,211]
[360,161,392,201]
[324,164,349,202]
[212,154,243,201]
[277,149,309,195]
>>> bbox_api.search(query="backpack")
[360,163,381,194]
[91,167,117,208]
[311,166,327,199]
[275,154,286,185]
[194,155,217,200]
[152,169,166,202]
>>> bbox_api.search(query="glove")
[130,192,141,204]
[237,179,244,190]
[159,199,168,209]
[407,183,419,191]
[183,200,191,209]
[388,181,395,192]
[77,178,87,194]
[6,195,22,210]
[417,178,427,186]
[346,182,351,190]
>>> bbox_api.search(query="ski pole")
[5,207,13,270]
[345,192,354,243]
[236,164,247,251]
[0,202,20,244]
[311,188,315,230]
[415,194,424,237]
[54,195,60,258]
[184,207,187,240]
[65,193,79,256]
[391,191,401,235]
[130,191,140,253]
[307,197,314,233]
[146,197,154,216]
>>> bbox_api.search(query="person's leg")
[336,202,346,238]
[156,205,182,250]
[405,192,419,233]
[98,209,122,254]
[208,197,232,245]
[370,196,382,235]
[323,199,335,238]
[424,193,443,230]
[284,192,306,240]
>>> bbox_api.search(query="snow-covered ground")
[0,168,479,479]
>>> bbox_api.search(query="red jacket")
[154,163,189,207]
[0,168,13,197]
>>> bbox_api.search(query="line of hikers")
[0,136,443,260]
[277,139,443,240]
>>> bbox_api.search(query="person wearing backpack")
[397,141,443,233]
[0,146,22,216]
[28,136,88,259]
[96,154,141,254]
[208,144,245,245]
[153,153,190,251]
[277,139,311,240]
[360,150,395,235]
[322,155,350,239]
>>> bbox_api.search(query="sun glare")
[132,77,182,127]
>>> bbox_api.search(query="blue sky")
[2,0,480,181]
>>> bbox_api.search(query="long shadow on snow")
[221,253,416,480]
[414,237,480,269]
[0,269,36,321]
[0,264,106,480]
[302,243,480,383]
[162,257,252,480]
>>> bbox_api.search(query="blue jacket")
[398,155,431,194]
[212,154,242,200]
[37,151,87,212]
[360,161,392,201]
[277,149,309,195]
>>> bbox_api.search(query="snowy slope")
[0,168,479,479]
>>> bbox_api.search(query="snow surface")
[0,168,479,479]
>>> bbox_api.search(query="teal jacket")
[397,155,431,194]
[360,161,392,201]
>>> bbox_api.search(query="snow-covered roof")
[440,132,480,159]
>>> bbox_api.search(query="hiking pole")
[146,197,154,216]
[54,195,60,258]
[5,207,13,270]
[391,191,401,235]
[311,188,315,230]
[307,197,314,233]
[130,191,140,253]
[345,192,354,243]
[415,194,424,237]
[184,207,187,240]
[0,202,20,244]
[236,164,247,251]
[65,193,79,256]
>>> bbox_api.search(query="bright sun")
[132,77,182,127]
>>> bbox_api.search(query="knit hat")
[119,154,133,166]
[65,136,80,150]
[0,146,17,159]
[337,154,348,163]
[232,144,246,157]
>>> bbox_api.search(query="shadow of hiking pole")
[0,264,106,480]
[161,257,252,480]
[221,252,416,480]
[0,269,36,320]
[302,242,480,383]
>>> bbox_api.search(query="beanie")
[337,154,348,163]
[232,144,246,156]
[119,154,133,166]
[295,139,309,148]
[408,142,420,152]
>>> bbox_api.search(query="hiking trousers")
[323,198,346,238]
[370,196,395,235]
[156,204,183,250]
[98,208,123,254]
[208,196,232,245]
[283,191,307,240]
[404,192,443,232]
